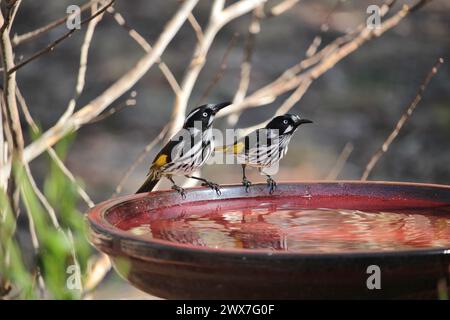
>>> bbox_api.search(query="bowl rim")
[87,180,450,260]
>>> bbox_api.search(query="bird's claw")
[267,177,277,194]
[201,181,222,196]
[171,185,186,199]
[242,178,252,193]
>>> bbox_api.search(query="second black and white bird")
[216,114,312,193]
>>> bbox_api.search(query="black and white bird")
[216,114,313,193]
[136,102,231,197]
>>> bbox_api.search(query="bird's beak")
[211,101,232,114]
[295,118,313,126]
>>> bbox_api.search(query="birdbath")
[87,181,450,299]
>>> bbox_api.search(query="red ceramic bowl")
[87,181,450,299]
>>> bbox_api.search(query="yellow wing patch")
[215,142,245,154]
[232,142,245,154]
[153,154,168,168]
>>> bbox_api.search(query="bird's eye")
[202,112,208,117]
[283,120,288,124]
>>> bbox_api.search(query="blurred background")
[10,0,450,298]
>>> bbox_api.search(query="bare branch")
[89,91,137,124]
[106,5,181,95]
[227,0,341,127]
[166,0,266,140]
[188,14,204,42]
[12,0,101,46]
[23,163,60,229]
[18,0,198,167]
[240,78,312,135]
[15,87,38,132]
[219,3,419,119]
[198,32,239,104]
[60,2,106,124]
[220,0,265,26]
[48,148,95,207]
[227,4,264,126]
[83,253,111,296]
[1,0,24,215]
[361,57,444,181]
[266,0,300,17]
[16,87,95,208]
[7,0,115,75]
[326,142,354,180]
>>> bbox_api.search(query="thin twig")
[23,163,60,229]
[17,0,199,167]
[83,253,111,296]
[198,32,239,104]
[166,0,266,141]
[305,0,343,57]
[22,162,82,296]
[67,230,83,294]
[47,149,95,207]
[361,57,444,181]
[113,125,169,196]
[16,87,95,208]
[22,157,83,294]
[219,3,417,119]
[7,0,115,75]
[265,0,300,17]
[0,90,4,190]
[187,14,204,42]
[89,91,137,124]
[106,5,181,95]
[326,142,354,180]
[60,2,106,124]
[227,4,264,126]
[240,78,312,135]
[12,0,101,46]
[1,0,24,217]
[20,164,46,296]
[15,87,38,132]
[227,0,339,126]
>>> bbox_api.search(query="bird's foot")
[201,181,222,196]
[267,177,277,194]
[171,185,186,199]
[242,178,252,193]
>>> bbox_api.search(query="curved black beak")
[295,118,313,126]
[211,101,232,114]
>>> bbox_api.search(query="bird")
[215,114,312,194]
[136,102,231,197]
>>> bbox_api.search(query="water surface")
[116,199,450,253]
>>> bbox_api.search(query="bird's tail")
[136,171,160,194]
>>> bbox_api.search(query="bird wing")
[149,137,185,172]
[149,127,212,175]
[214,129,264,154]
[214,140,245,154]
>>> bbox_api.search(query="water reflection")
[122,201,450,253]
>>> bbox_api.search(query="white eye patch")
[208,115,215,126]
[285,125,293,133]
[185,108,200,122]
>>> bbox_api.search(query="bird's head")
[266,114,313,135]
[183,102,231,129]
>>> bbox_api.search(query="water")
[116,200,450,253]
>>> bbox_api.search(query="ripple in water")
[117,201,450,253]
